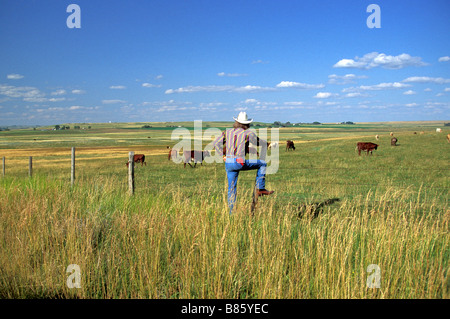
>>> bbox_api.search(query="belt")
[225,156,245,165]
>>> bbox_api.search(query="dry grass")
[0,175,448,299]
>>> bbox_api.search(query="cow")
[436,128,442,133]
[375,135,379,140]
[168,147,178,161]
[286,140,295,151]
[447,134,450,143]
[356,142,378,156]
[126,154,146,167]
[268,142,279,149]
[390,132,394,137]
[391,137,398,146]
[184,150,210,168]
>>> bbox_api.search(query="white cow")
[268,142,279,149]
[436,128,442,133]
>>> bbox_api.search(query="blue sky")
[0,0,449,125]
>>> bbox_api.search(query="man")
[213,112,274,214]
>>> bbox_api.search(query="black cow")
[183,150,210,168]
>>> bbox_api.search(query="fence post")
[29,156,33,178]
[128,151,135,195]
[2,157,5,177]
[71,147,75,186]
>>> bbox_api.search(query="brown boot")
[256,189,274,196]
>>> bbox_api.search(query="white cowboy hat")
[233,111,253,124]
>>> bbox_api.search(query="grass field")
[0,121,448,298]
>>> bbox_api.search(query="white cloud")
[7,74,24,80]
[71,89,85,94]
[343,82,411,92]
[403,90,417,95]
[283,101,303,106]
[155,75,163,79]
[217,72,248,77]
[244,98,259,104]
[402,76,450,84]
[51,89,66,96]
[328,74,368,84]
[110,85,126,89]
[234,85,275,93]
[165,85,275,94]
[314,92,336,99]
[424,88,432,92]
[102,99,127,104]
[345,92,364,98]
[333,59,366,69]
[69,106,95,110]
[142,83,162,88]
[445,88,450,92]
[438,56,450,62]
[166,85,232,94]
[405,103,418,107]
[48,97,66,102]
[0,84,44,99]
[276,81,324,89]
[334,52,427,69]
[252,60,269,64]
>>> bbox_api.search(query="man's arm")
[212,131,225,156]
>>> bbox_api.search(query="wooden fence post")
[2,157,5,177]
[29,156,33,178]
[71,147,75,186]
[128,151,135,195]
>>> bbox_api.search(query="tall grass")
[0,125,448,298]
[0,174,448,299]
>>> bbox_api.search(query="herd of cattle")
[125,129,449,166]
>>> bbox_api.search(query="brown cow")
[286,140,295,151]
[447,134,450,143]
[184,150,210,168]
[356,142,378,156]
[126,154,146,167]
[391,137,398,146]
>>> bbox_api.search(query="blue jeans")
[225,158,267,214]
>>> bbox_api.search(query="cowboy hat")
[233,111,253,124]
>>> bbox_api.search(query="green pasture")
[0,121,448,298]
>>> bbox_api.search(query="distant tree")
[88,126,91,129]
[312,121,321,125]
[55,125,60,130]
[444,123,450,127]
[273,121,282,127]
